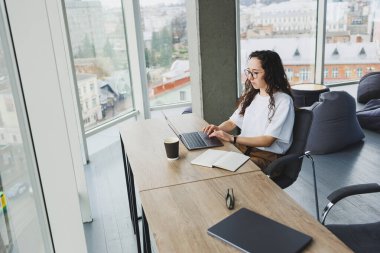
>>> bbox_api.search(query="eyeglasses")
[225,188,235,210]
[244,69,262,79]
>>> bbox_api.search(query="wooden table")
[140,172,352,253]
[120,114,351,253]
[119,114,260,192]
[119,114,260,253]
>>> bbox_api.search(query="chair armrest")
[327,183,380,204]
[321,183,380,224]
[264,154,300,176]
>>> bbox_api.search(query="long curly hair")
[238,50,293,121]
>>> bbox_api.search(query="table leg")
[120,136,134,231]
[120,135,142,253]
[142,207,152,253]
[130,170,142,253]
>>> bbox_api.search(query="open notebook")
[191,150,249,172]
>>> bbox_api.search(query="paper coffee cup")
[164,137,179,160]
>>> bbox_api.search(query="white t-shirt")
[230,92,295,154]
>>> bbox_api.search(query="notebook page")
[191,150,227,168]
[213,152,249,172]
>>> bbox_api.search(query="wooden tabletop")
[140,172,352,253]
[291,83,328,91]
[119,114,260,191]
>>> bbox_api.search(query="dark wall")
[198,0,238,124]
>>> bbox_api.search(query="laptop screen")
[162,111,181,137]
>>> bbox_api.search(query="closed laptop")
[208,208,312,253]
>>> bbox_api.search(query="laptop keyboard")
[182,132,207,149]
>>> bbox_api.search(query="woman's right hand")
[202,124,220,135]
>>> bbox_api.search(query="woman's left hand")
[209,130,233,142]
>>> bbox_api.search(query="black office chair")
[264,108,313,189]
[264,108,322,219]
[321,183,380,253]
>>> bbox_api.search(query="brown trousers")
[235,144,282,172]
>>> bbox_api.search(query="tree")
[171,14,187,44]
[148,26,174,68]
[144,47,151,68]
[159,27,173,67]
[151,31,161,53]
[103,38,115,59]
[75,46,83,58]
[79,34,96,58]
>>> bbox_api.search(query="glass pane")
[64,0,134,131]
[239,0,317,88]
[324,0,380,85]
[140,0,191,107]
[0,18,52,253]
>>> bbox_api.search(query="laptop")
[163,113,223,150]
[208,208,312,253]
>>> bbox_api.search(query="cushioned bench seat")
[305,91,365,154]
[356,99,380,132]
[357,72,380,104]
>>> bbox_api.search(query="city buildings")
[76,74,102,127]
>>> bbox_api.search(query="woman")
[203,50,295,171]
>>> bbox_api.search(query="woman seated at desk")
[203,50,295,172]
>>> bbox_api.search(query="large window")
[345,68,351,78]
[357,67,363,78]
[140,0,191,108]
[240,0,380,87]
[239,0,318,88]
[64,0,134,131]
[332,67,339,78]
[324,0,380,84]
[0,18,52,253]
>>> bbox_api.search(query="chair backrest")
[287,108,313,155]
[273,108,313,188]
